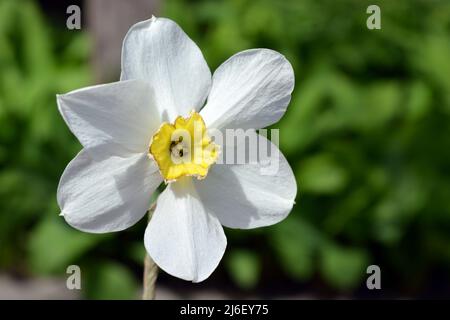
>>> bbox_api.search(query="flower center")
[149,111,219,182]
[170,135,189,159]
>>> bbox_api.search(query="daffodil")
[57,16,297,282]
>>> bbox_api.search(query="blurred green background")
[1,0,450,299]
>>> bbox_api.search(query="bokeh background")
[1,0,450,299]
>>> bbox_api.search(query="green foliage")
[271,217,320,280]
[28,217,107,274]
[0,0,97,282]
[226,249,261,290]
[298,153,349,194]
[1,0,450,298]
[164,0,450,293]
[319,244,369,290]
[83,261,139,300]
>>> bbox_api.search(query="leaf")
[297,153,348,194]
[355,82,401,131]
[128,242,147,266]
[272,216,322,280]
[405,81,431,122]
[28,217,106,274]
[319,244,369,290]
[84,261,138,300]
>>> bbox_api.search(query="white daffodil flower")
[56,16,297,282]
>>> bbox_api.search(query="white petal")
[201,49,295,130]
[194,135,297,229]
[121,16,211,122]
[57,149,162,233]
[145,178,226,282]
[57,80,160,157]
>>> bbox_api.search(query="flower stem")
[142,204,158,300]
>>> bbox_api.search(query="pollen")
[149,111,219,182]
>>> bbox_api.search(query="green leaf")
[84,261,138,300]
[405,81,431,121]
[355,82,401,131]
[128,242,147,265]
[272,217,322,280]
[28,217,106,274]
[319,244,369,290]
[297,153,348,194]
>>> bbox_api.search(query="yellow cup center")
[149,111,219,182]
